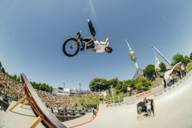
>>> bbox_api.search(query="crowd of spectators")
[0,71,98,120]
[0,72,24,100]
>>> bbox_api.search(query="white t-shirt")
[146,101,151,110]
[94,41,107,53]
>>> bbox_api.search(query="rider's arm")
[99,41,109,46]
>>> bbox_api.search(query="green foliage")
[172,53,191,66]
[159,62,167,72]
[190,53,192,60]
[186,63,192,72]
[183,55,191,66]
[0,61,2,69]
[108,77,119,88]
[115,89,121,94]
[144,64,156,80]
[115,81,123,91]
[0,61,5,73]
[115,77,151,93]
[89,78,110,92]
[172,53,184,65]
[115,80,132,93]
[113,93,124,103]
[1,67,5,73]
[105,93,124,103]
[135,77,152,91]
[9,74,20,82]
[31,81,53,92]
[79,95,99,107]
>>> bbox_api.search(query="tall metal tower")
[125,40,139,70]
[125,40,143,79]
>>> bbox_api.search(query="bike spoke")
[63,38,79,57]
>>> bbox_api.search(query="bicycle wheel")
[63,38,80,57]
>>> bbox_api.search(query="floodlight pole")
[152,46,171,65]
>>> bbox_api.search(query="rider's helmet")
[105,47,113,53]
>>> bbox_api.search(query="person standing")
[92,108,97,118]
[163,77,167,89]
[151,99,155,116]
[146,100,152,116]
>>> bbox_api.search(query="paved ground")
[80,73,192,128]
[0,103,44,128]
[0,73,192,128]
[64,113,93,127]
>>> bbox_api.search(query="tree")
[1,67,5,73]
[159,62,167,72]
[13,74,17,81]
[172,53,184,65]
[115,80,137,94]
[115,80,132,93]
[190,53,192,60]
[122,80,132,92]
[0,61,5,73]
[172,53,191,66]
[31,81,53,92]
[115,81,123,92]
[108,78,119,88]
[144,64,156,80]
[0,61,2,69]
[89,78,109,92]
[183,55,191,66]
[186,63,192,72]
[135,77,152,92]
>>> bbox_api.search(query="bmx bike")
[63,19,96,57]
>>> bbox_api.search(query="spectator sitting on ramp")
[137,97,155,117]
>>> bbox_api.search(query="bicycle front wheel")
[63,38,80,57]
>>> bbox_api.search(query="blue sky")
[0,0,192,90]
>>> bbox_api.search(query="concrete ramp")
[81,73,192,128]
[21,73,67,128]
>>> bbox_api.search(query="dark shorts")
[82,38,95,49]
